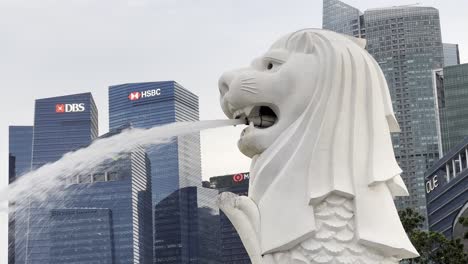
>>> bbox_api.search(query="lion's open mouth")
[233,105,278,129]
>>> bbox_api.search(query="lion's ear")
[291,32,315,54]
[344,35,367,49]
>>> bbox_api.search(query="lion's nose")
[218,71,235,97]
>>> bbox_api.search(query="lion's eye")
[265,60,281,72]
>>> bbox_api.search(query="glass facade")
[323,1,444,224]
[17,145,153,264]
[8,154,15,264]
[9,154,15,181]
[322,0,365,38]
[9,126,34,263]
[108,81,210,263]
[14,93,99,263]
[439,64,468,153]
[108,81,201,204]
[9,126,33,177]
[364,6,444,220]
[153,186,219,264]
[31,93,98,169]
[433,68,446,156]
[209,173,250,264]
[443,43,460,67]
[49,208,114,263]
[425,138,468,247]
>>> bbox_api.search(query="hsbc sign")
[128,89,161,101]
[55,103,85,113]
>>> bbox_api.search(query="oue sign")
[425,175,439,194]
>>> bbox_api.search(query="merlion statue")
[217,29,419,264]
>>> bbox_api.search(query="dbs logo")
[55,103,85,113]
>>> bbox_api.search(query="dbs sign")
[56,103,85,113]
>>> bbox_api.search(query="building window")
[107,172,120,181]
[79,174,92,183]
[93,173,105,182]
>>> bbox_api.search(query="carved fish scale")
[263,195,399,264]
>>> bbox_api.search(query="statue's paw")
[234,196,257,213]
[217,192,239,210]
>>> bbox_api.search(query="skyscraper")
[153,186,220,264]
[322,0,365,38]
[108,81,215,263]
[18,125,153,264]
[108,81,201,204]
[14,92,99,263]
[323,0,444,222]
[443,43,460,67]
[365,5,444,217]
[425,138,468,251]
[8,154,16,264]
[433,68,446,156]
[47,144,153,264]
[209,173,250,264]
[434,63,468,153]
[8,126,34,264]
[31,93,98,169]
[9,126,33,177]
[9,154,15,181]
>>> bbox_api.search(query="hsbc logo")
[128,92,141,101]
[128,89,161,101]
[55,103,85,113]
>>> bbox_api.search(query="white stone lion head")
[218,29,419,258]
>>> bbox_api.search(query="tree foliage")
[399,208,468,264]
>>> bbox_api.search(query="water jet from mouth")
[0,119,244,211]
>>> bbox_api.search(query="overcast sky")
[1,0,467,261]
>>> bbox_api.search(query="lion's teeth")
[243,106,255,117]
[233,110,242,118]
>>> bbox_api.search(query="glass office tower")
[153,186,220,264]
[19,127,153,264]
[425,138,468,250]
[48,146,153,264]
[443,43,460,67]
[109,81,201,204]
[323,0,444,223]
[9,154,15,181]
[14,92,99,263]
[435,63,468,153]
[433,68,446,156]
[322,0,365,38]
[364,6,444,219]
[209,173,251,264]
[9,126,33,177]
[31,92,98,169]
[9,126,34,264]
[8,154,16,264]
[108,81,217,263]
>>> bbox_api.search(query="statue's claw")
[217,192,263,264]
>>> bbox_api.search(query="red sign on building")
[233,173,245,183]
[55,104,65,113]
